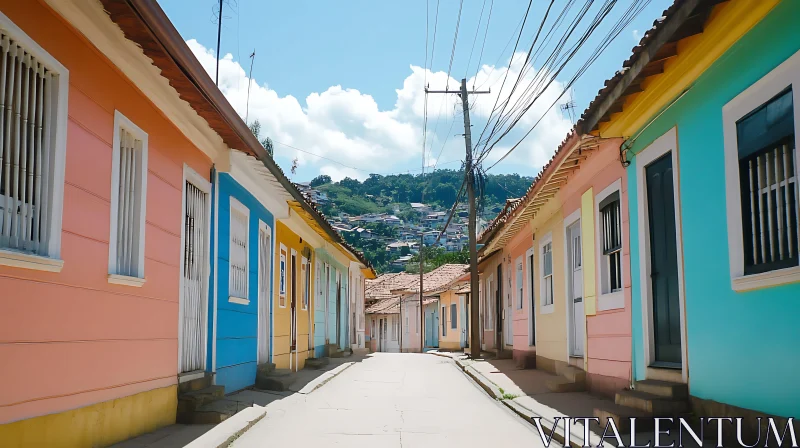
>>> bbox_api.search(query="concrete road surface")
[231,353,557,448]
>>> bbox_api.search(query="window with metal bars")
[483,277,494,329]
[0,29,66,258]
[109,114,148,280]
[451,303,457,329]
[542,242,554,306]
[279,247,287,307]
[600,192,622,293]
[441,305,447,336]
[737,88,798,275]
[229,201,248,300]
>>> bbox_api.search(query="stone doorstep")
[545,376,587,393]
[178,386,225,413]
[615,390,690,415]
[634,379,689,400]
[304,357,330,370]
[255,369,298,392]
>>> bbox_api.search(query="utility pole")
[215,0,223,86]
[245,50,256,124]
[419,233,424,351]
[426,79,489,359]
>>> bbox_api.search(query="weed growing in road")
[501,393,519,400]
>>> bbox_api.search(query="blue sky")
[160,0,671,182]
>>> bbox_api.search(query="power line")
[445,0,465,89]
[471,0,534,157]
[481,0,653,170]
[471,0,494,89]
[464,0,488,80]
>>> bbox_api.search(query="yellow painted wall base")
[0,385,177,448]
[439,340,462,350]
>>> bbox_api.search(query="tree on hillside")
[310,174,332,187]
[248,120,274,157]
[405,246,469,274]
[339,177,361,192]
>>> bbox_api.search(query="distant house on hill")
[410,203,431,214]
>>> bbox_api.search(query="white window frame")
[107,111,148,285]
[525,247,536,346]
[404,305,409,336]
[723,49,800,292]
[515,256,524,310]
[278,243,287,308]
[228,197,249,304]
[484,274,494,330]
[595,179,625,311]
[539,232,554,315]
[0,12,68,272]
[301,256,309,310]
[256,219,272,363]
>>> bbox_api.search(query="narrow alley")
[227,354,552,448]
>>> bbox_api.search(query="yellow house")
[437,282,470,350]
[273,203,375,370]
[273,219,315,371]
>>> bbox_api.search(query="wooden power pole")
[426,79,489,359]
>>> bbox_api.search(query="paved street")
[231,353,555,448]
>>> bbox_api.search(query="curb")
[439,353,608,448]
[297,361,354,394]
[185,362,355,447]
[185,405,268,448]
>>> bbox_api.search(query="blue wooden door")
[646,153,682,366]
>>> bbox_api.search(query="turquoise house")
[577,0,799,425]
[313,248,350,354]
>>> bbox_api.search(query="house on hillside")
[388,264,469,352]
[365,273,417,352]
[383,215,402,226]
[410,202,431,214]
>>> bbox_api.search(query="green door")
[645,153,682,366]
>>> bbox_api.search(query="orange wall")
[0,0,211,424]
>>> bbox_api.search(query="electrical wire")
[446,0,465,89]
[481,0,653,170]
[464,0,488,81]
[471,0,494,89]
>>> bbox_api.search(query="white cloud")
[186,39,572,182]
[633,29,641,41]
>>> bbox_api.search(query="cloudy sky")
[160,0,671,182]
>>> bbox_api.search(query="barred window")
[229,200,249,300]
[0,25,67,260]
[542,242,553,306]
[600,192,622,293]
[737,88,798,275]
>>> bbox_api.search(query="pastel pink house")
[477,134,631,397]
